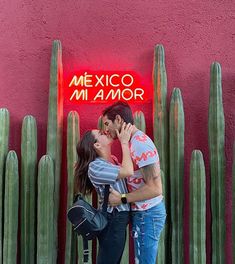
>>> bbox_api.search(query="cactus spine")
[208,62,225,264]
[153,44,169,264]
[65,111,80,263]
[46,40,63,261]
[0,108,9,264]
[3,151,19,264]
[133,111,146,133]
[21,115,37,264]
[37,155,54,264]
[190,150,206,264]
[169,88,184,264]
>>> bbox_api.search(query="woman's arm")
[117,123,134,179]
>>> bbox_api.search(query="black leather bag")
[67,185,110,263]
[67,194,108,240]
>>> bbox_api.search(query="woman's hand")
[116,122,133,145]
[116,122,134,179]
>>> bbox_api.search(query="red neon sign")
[65,71,149,103]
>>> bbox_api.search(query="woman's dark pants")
[97,210,129,264]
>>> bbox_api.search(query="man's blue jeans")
[131,201,166,264]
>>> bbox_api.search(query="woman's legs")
[97,210,129,264]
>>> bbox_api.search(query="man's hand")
[108,188,122,207]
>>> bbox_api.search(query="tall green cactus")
[0,108,9,264]
[152,44,169,264]
[65,111,80,264]
[97,115,105,130]
[189,150,206,264]
[133,111,146,133]
[232,142,235,263]
[169,88,184,264]
[208,62,225,264]
[153,44,168,182]
[37,155,54,264]
[3,151,19,264]
[157,170,166,263]
[46,40,63,262]
[21,115,37,264]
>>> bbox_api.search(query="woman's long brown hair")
[74,130,98,196]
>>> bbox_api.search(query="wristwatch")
[121,194,127,204]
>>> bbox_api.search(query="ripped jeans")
[131,201,166,264]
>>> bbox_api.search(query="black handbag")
[67,185,110,263]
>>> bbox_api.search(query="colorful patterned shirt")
[127,130,163,211]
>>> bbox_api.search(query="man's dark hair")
[102,101,134,124]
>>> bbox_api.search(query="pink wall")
[0,1,235,263]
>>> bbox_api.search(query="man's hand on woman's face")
[108,188,122,206]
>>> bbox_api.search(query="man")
[102,101,166,264]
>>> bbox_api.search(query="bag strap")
[83,237,89,263]
[82,185,109,263]
[102,184,110,212]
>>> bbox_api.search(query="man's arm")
[109,163,163,206]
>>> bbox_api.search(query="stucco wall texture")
[0,0,235,263]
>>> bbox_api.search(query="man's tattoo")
[140,163,161,182]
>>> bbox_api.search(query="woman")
[74,122,133,264]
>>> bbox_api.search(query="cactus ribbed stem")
[157,170,166,263]
[65,111,80,264]
[208,62,225,264]
[46,40,63,262]
[37,155,54,264]
[133,111,146,133]
[153,44,168,181]
[3,151,19,264]
[77,195,93,264]
[21,115,37,264]
[189,150,206,264]
[97,115,104,130]
[121,229,129,264]
[152,45,169,263]
[232,142,235,263]
[77,237,83,263]
[169,88,184,264]
[0,108,9,264]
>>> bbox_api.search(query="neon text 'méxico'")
[69,73,145,101]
